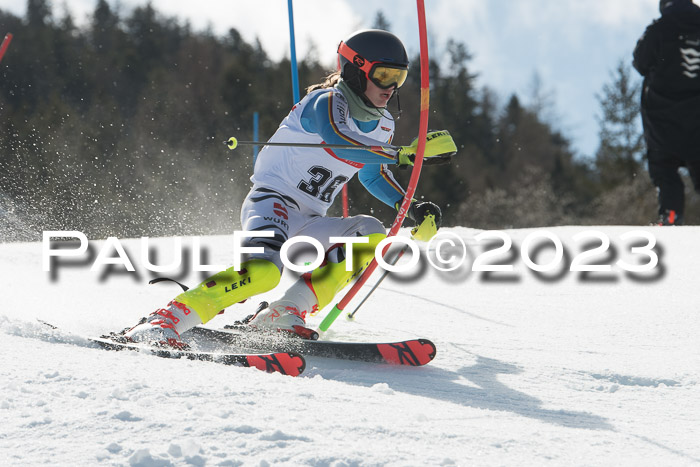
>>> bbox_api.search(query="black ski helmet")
[660,0,692,13]
[337,29,409,96]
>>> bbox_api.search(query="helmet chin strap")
[344,70,402,121]
[364,88,402,122]
[389,89,403,120]
[357,89,376,107]
[342,62,403,120]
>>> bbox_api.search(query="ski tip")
[377,339,437,366]
[37,319,59,330]
[90,335,127,351]
[285,352,306,376]
[418,339,437,364]
[246,352,306,377]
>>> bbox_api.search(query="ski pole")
[0,33,13,63]
[225,136,397,153]
[346,213,435,321]
[347,244,408,320]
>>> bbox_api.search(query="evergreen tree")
[26,0,51,28]
[92,0,119,51]
[595,60,645,189]
[372,11,391,31]
[1,0,650,239]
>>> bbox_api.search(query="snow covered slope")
[1,226,699,466]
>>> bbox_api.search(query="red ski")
[90,335,306,377]
[188,326,437,367]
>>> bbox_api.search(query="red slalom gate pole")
[318,0,430,331]
[0,33,13,63]
[342,185,349,218]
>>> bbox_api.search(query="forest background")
[2,0,697,242]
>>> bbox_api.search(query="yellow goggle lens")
[370,66,408,89]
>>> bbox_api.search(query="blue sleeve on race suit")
[357,164,406,208]
[300,91,398,164]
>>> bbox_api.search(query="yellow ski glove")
[396,130,457,168]
[396,200,442,242]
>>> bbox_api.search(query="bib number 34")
[298,165,348,203]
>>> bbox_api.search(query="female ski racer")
[123,29,456,347]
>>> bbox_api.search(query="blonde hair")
[306,70,341,94]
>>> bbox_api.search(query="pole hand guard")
[396,130,457,167]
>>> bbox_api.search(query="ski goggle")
[337,41,408,89]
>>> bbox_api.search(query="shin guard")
[306,233,385,310]
[175,259,281,323]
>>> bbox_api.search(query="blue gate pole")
[287,0,301,104]
[253,111,260,164]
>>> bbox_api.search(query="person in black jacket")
[633,0,700,225]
